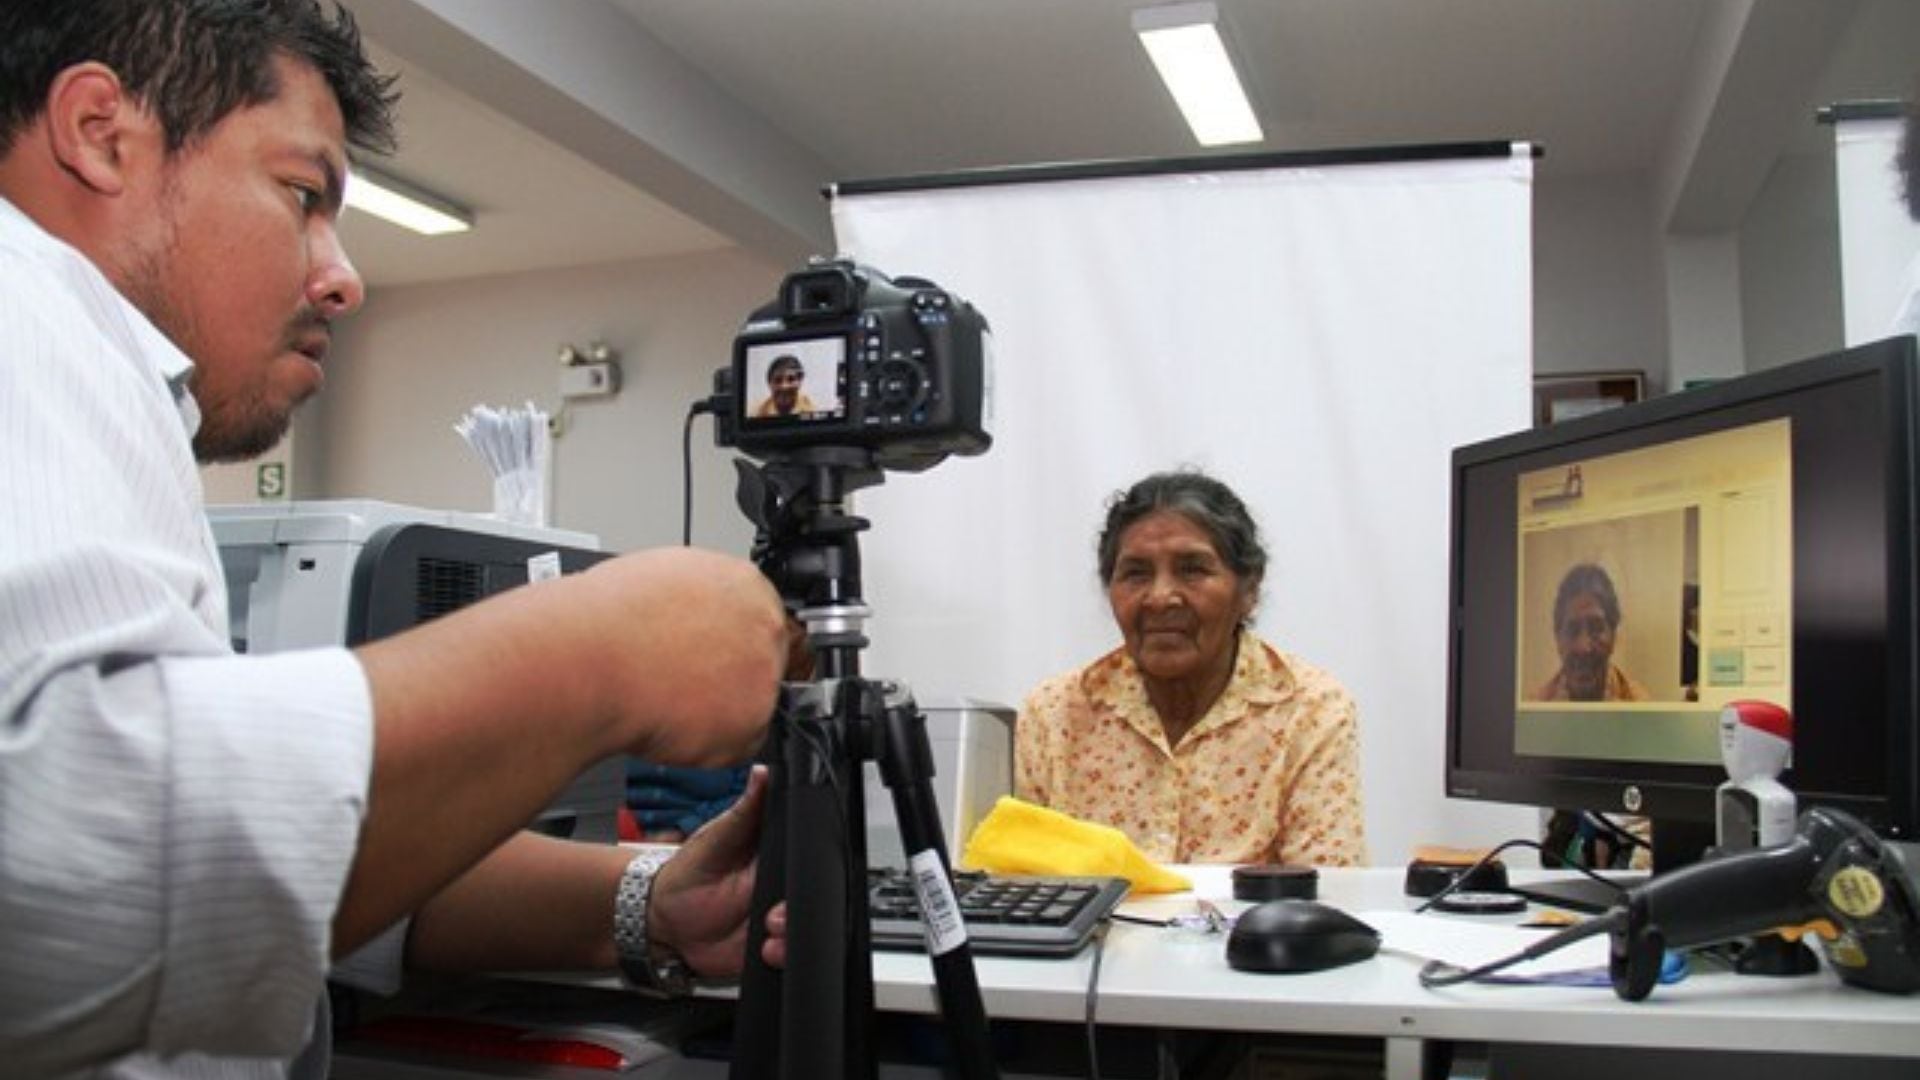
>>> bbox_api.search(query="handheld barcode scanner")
[1608,807,1920,1000]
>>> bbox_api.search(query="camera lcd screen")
[741,336,848,425]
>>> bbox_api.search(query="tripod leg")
[781,714,861,1079]
[730,686,873,1080]
[729,717,789,1080]
[877,693,1000,1080]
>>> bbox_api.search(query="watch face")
[650,953,694,995]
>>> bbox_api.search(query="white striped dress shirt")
[0,195,376,1078]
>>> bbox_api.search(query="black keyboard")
[866,868,1131,958]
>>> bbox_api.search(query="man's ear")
[44,63,152,196]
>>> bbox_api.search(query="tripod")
[728,448,999,1080]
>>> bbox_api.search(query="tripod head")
[732,447,885,677]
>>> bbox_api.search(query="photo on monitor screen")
[1512,419,1792,768]
[742,336,848,424]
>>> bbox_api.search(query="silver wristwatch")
[613,849,694,997]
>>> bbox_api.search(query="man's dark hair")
[0,0,397,157]
[1552,562,1621,632]
[1096,469,1268,596]
[766,355,803,382]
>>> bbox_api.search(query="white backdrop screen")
[831,149,1538,861]
[1835,116,1920,344]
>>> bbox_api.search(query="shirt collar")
[1085,631,1296,749]
[0,193,200,437]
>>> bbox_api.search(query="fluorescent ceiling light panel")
[1132,1,1263,147]
[345,164,473,236]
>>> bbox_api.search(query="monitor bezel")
[1443,336,1920,840]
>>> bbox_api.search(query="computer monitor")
[1445,336,1920,879]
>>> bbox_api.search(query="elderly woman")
[1534,562,1650,703]
[1014,471,1367,866]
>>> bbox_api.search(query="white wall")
[1665,231,1748,389]
[1738,151,1845,373]
[1533,174,1672,391]
[201,440,294,505]
[313,248,784,555]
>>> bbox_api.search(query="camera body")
[713,260,993,471]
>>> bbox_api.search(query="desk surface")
[856,866,1920,1061]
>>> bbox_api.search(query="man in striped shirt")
[0,3,790,1076]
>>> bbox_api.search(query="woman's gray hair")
[1096,470,1267,590]
[1552,562,1621,631]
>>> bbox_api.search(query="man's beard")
[114,201,306,463]
[190,389,296,463]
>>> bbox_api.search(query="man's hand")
[648,765,788,975]
[576,548,787,767]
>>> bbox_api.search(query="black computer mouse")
[1226,899,1382,974]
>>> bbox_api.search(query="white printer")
[207,499,624,842]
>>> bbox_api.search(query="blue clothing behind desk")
[627,760,749,839]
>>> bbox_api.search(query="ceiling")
[339,0,1920,288]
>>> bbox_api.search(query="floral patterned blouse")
[1014,633,1367,866]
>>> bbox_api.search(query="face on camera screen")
[744,337,847,423]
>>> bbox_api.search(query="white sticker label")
[908,849,968,956]
[527,551,563,584]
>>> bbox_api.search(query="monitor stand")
[1508,874,1644,914]
[1508,818,1715,913]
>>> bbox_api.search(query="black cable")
[681,400,713,546]
[1083,920,1111,1080]
[1583,811,1651,853]
[1412,838,1628,914]
[1109,913,1171,928]
[1418,908,1628,988]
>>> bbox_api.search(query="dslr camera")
[712,259,993,472]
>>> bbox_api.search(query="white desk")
[357,866,1920,1079]
[858,866,1920,1079]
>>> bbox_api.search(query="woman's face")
[1107,511,1255,684]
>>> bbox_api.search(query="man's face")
[768,361,806,411]
[1554,592,1616,701]
[115,56,364,462]
[768,365,804,414]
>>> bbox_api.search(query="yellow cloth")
[961,796,1192,894]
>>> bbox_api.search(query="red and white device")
[1716,700,1795,849]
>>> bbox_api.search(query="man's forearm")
[333,576,618,956]
[329,547,785,958]
[404,831,632,973]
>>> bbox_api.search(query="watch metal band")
[614,848,693,996]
